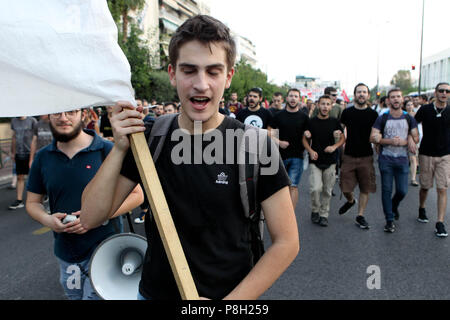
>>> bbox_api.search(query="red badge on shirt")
[86,165,92,169]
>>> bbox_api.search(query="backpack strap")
[379,112,389,137]
[379,112,412,138]
[238,125,262,220]
[238,124,267,257]
[147,114,178,163]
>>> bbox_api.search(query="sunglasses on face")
[437,89,450,94]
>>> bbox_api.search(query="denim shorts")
[58,257,100,300]
[283,157,304,187]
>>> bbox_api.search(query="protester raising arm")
[81,102,146,230]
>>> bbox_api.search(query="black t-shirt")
[307,117,343,166]
[415,103,450,157]
[218,107,230,116]
[340,106,379,157]
[99,115,113,138]
[120,116,290,300]
[270,109,309,159]
[236,106,273,129]
[268,107,283,116]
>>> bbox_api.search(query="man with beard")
[370,89,419,233]
[303,95,345,227]
[414,82,450,237]
[338,83,379,229]
[236,87,273,129]
[25,109,143,299]
[154,104,165,117]
[226,92,243,116]
[269,88,309,209]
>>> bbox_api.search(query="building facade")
[233,34,257,67]
[130,0,257,69]
[291,75,342,101]
[131,0,211,68]
[420,47,450,91]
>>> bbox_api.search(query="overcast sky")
[210,0,449,93]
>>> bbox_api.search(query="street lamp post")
[418,0,425,94]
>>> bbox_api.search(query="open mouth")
[190,97,211,110]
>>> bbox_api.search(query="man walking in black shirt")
[269,88,309,209]
[414,82,450,237]
[236,88,273,129]
[81,15,299,300]
[338,83,379,229]
[303,95,345,227]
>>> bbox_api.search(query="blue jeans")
[283,158,304,187]
[378,159,409,222]
[58,257,100,300]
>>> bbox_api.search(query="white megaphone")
[89,233,147,300]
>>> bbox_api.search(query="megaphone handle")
[129,132,199,300]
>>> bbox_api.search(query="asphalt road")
[0,164,449,300]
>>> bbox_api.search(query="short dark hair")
[318,94,332,104]
[273,92,283,97]
[287,88,301,96]
[169,15,236,71]
[324,87,336,95]
[354,83,370,95]
[419,94,428,102]
[248,87,263,98]
[380,96,387,105]
[164,102,176,108]
[387,88,402,98]
[435,82,449,91]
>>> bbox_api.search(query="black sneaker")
[417,208,429,223]
[435,222,448,238]
[311,212,320,224]
[318,217,328,227]
[9,200,24,210]
[339,200,356,215]
[355,215,370,229]
[384,221,395,233]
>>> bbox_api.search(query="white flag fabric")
[0,0,135,117]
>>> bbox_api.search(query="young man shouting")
[303,95,345,227]
[81,15,299,300]
[269,88,309,209]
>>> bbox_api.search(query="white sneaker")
[134,217,145,224]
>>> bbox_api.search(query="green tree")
[107,0,145,44]
[120,23,152,99]
[390,70,417,95]
[226,59,287,103]
[148,71,178,103]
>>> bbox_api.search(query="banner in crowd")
[0,0,135,117]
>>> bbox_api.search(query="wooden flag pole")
[129,132,199,300]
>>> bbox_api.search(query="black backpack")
[146,114,266,265]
